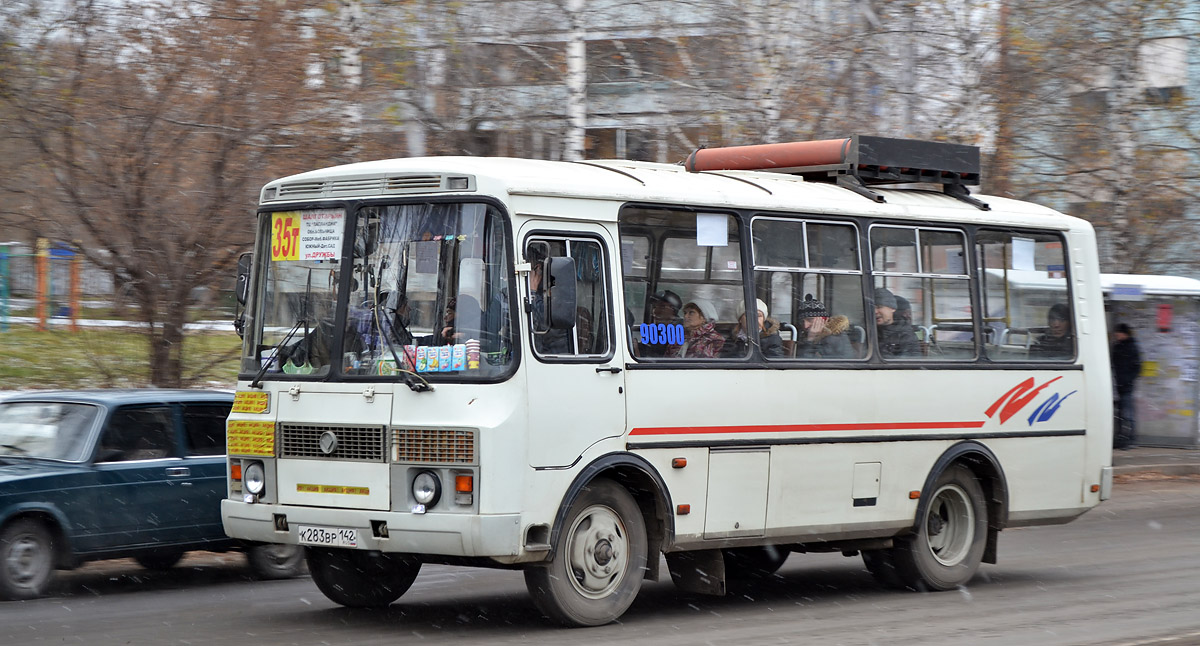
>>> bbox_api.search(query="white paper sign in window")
[696,213,728,247]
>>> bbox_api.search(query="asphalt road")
[3,475,1199,646]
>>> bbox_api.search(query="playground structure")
[0,239,92,332]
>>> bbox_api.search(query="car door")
[174,401,233,543]
[90,405,181,548]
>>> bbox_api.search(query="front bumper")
[221,499,523,558]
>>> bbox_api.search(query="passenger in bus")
[874,287,920,358]
[676,299,725,358]
[641,290,683,357]
[723,298,785,358]
[794,295,853,359]
[1031,303,1074,359]
[437,294,485,345]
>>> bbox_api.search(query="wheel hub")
[7,537,43,583]
[593,539,614,566]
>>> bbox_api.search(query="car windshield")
[0,402,100,461]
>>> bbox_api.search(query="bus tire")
[893,465,987,591]
[525,478,648,627]
[0,518,56,600]
[307,548,420,608]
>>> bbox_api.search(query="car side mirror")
[545,256,577,330]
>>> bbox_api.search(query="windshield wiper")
[374,300,432,393]
[249,317,306,389]
[250,269,314,390]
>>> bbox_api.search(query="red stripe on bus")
[628,421,987,436]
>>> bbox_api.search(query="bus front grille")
[279,424,387,462]
[392,428,477,464]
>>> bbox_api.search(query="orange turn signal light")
[231,463,242,481]
[672,458,687,469]
[455,475,474,493]
[676,504,691,515]
[1091,484,1100,492]
[909,491,921,499]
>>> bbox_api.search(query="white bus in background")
[221,135,1113,627]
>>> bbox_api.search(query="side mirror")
[545,256,577,330]
[234,252,253,338]
[236,252,253,305]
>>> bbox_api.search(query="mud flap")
[666,549,727,596]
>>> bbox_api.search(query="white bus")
[222,135,1113,627]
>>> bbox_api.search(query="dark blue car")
[0,389,303,600]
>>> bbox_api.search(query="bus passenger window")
[618,207,744,360]
[871,226,974,361]
[976,230,1074,362]
[752,218,867,361]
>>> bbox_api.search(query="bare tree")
[0,0,352,386]
[1001,0,1200,274]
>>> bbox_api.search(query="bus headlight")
[413,471,441,507]
[244,461,266,496]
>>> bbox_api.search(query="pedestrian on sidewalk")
[1111,322,1142,450]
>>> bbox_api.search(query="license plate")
[297,525,359,547]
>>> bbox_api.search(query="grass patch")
[0,325,242,390]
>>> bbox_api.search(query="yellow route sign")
[232,391,269,414]
[227,420,276,456]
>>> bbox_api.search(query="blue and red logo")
[986,377,1077,426]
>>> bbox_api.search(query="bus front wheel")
[307,547,420,608]
[525,478,648,627]
[892,465,987,591]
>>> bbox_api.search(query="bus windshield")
[244,202,515,381]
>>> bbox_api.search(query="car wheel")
[892,465,988,591]
[307,548,420,608]
[0,518,56,600]
[247,543,306,579]
[524,478,648,627]
[134,549,186,571]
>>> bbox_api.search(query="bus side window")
[976,230,1074,362]
[754,218,867,361]
[619,208,743,360]
[871,226,975,362]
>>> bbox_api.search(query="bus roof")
[260,156,1081,231]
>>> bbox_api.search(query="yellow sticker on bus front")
[227,420,276,456]
[270,212,301,261]
[296,484,370,496]
[231,391,269,414]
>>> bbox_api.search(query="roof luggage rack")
[684,135,989,211]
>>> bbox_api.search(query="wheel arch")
[914,441,1009,564]
[548,452,673,574]
[0,504,74,569]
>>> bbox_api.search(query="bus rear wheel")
[307,548,420,608]
[892,465,987,591]
[525,478,648,627]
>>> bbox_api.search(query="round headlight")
[412,471,441,506]
[244,461,266,496]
